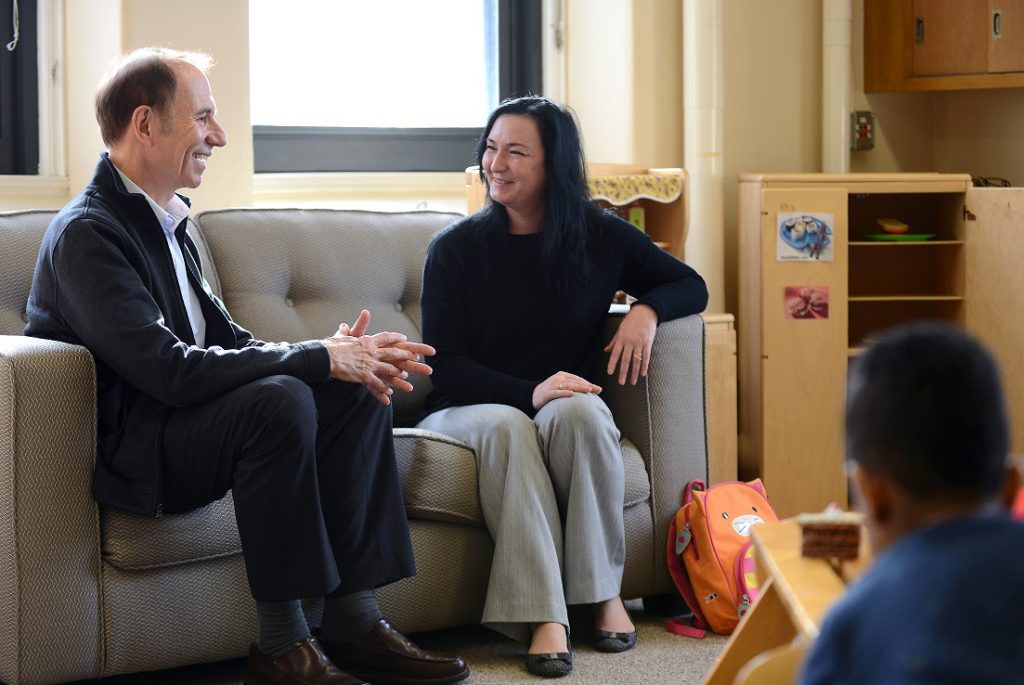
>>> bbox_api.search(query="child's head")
[845,322,1016,550]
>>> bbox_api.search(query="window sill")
[253,172,466,202]
[0,175,70,199]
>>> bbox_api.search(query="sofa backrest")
[0,210,221,338]
[1,206,461,427]
[0,210,56,336]
[193,208,461,426]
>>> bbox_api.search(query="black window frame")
[0,0,39,175]
[252,0,542,174]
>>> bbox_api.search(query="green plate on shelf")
[866,233,937,242]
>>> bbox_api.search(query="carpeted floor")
[67,603,728,685]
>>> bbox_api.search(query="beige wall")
[565,0,635,163]
[120,0,253,213]
[933,89,1024,183]
[8,0,1024,253]
[6,0,253,214]
[720,0,823,313]
[632,0,683,168]
[564,0,1022,312]
[64,0,123,201]
[564,0,682,168]
[849,0,936,174]
[851,0,1024,185]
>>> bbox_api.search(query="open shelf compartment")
[848,192,966,241]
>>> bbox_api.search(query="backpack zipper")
[683,481,706,561]
[734,539,756,616]
[683,512,700,561]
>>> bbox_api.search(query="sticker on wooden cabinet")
[777,212,834,262]
[784,286,829,320]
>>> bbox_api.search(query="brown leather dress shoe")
[319,619,469,685]
[244,637,369,685]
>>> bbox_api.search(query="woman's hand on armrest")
[604,303,658,385]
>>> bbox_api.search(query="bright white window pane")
[250,0,497,128]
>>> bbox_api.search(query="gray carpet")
[68,603,728,685]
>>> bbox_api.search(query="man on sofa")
[24,47,468,685]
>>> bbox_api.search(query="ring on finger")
[633,352,643,361]
[558,383,563,390]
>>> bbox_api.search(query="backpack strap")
[665,515,709,637]
[681,479,706,506]
[666,617,707,639]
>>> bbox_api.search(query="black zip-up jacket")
[25,154,330,516]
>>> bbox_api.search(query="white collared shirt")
[113,166,207,348]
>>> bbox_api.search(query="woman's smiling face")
[481,114,546,227]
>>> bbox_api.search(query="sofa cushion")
[102,493,241,571]
[621,438,651,508]
[99,430,482,570]
[193,209,461,427]
[98,430,475,571]
[394,428,651,529]
[394,428,483,526]
[99,428,653,572]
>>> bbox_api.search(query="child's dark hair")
[846,322,1008,501]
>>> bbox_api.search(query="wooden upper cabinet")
[866,0,1024,91]
[911,0,988,76]
[989,0,1024,72]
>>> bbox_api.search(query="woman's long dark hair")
[474,96,594,293]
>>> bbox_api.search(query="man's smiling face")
[147,62,227,200]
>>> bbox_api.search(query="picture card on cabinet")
[777,212,834,262]
[784,286,829,320]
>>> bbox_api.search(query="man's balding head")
[96,47,213,146]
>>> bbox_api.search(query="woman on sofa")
[417,96,707,678]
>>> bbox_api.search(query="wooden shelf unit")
[741,174,1024,517]
[738,173,988,517]
[846,187,967,349]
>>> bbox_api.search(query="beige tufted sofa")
[0,208,708,685]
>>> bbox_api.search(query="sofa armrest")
[0,335,102,685]
[601,313,707,594]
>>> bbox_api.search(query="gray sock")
[256,599,310,657]
[319,589,383,644]
[303,596,325,630]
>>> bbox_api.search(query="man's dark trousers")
[159,374,415,601]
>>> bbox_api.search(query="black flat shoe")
[525,651,573,678]
[593,628,638,653]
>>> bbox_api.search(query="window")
[250,0,541,173]
[0,0,39,175]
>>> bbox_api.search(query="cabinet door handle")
[915,16,925,44]
[993,10,1003,39]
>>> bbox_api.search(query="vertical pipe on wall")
[37,0,65,177]
[683,0,725,312]
[65,0,123,196]
[822,0,852,173]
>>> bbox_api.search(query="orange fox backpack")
[665,479,778,635]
